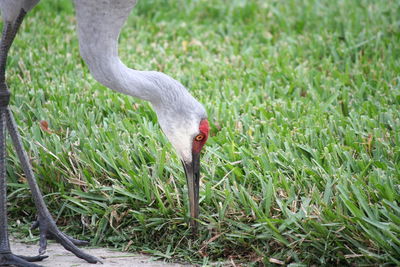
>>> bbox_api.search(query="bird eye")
[195,134,204,141]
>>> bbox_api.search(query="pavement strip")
[10,238,191,267]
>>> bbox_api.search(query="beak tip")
[182,152,201,234]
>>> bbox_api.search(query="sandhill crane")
[0,0,209,266]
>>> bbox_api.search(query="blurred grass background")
[2,0,400,265]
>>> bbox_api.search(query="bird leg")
[0,15,47,267]
[0,9,100,265]
[5,109,99,263]
[0,98,47,267]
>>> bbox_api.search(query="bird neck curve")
[74,0,203,117]
[81,52,194,110]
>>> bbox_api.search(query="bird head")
[153,94,209,231]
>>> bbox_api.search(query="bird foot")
[0,252,48,267]
[30,217,101,264]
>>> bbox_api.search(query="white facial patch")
[158,116,199,163]
[166,129,193,162]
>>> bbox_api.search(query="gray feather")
[73,0,206,120]
[0,0,39,22]
[1,0,207,162]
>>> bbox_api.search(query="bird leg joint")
[0,86,10,107]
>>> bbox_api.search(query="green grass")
[2,0,400,265]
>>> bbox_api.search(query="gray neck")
[74,0,196,111]
[80,53,192,107]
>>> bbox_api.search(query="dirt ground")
[10,239,191,267]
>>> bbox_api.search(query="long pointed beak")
[182,152,200,232]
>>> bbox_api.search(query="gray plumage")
[74,0,207,162]
[1,0,207,161]
[0,1,207,265]
[0,0,39,21]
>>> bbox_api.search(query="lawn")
[3,0,400,265]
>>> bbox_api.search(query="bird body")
[74,0,208,163]
[0,0,208,160]
[0,1,209,265]
[0,0,39,22]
